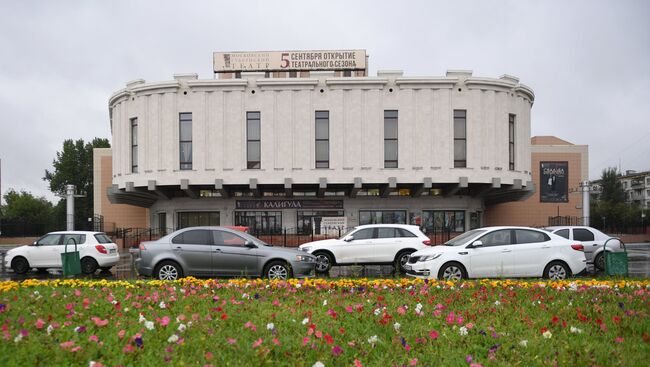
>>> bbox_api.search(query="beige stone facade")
[93,148,149,231]
[485,136,588,227]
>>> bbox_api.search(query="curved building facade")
[106,59,535,235]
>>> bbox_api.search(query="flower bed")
[1,278,649,366]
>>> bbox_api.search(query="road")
[1,243,649,281]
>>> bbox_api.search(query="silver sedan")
[134,226,316,280]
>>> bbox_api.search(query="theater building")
[96,49,538,237]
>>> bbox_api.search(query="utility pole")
[581,181,590,226]
[65,184,86,231]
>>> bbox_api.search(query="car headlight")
[295,254,314,262]
[418,253,442,262]
[300,246,312,253]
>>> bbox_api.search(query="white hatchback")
[405,226,587,280]
[299,224,431,273]
[544,226,623,271]
[4,231,120,275]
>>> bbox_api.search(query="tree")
[1,189,54,236]
[598,167,625,204]
[43,138,110,230]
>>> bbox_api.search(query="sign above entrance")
[236,200,343,210]
[213,50,367,73]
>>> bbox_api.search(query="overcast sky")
[1,0,648,204]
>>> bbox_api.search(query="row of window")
[163,209,477,234]
[130,111,516,172]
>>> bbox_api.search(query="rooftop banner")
[214,50,366,73]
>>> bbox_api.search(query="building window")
[359,210,406,225]
[343,70,352,77]
[234,211,282,234]
[179,112,192,170]
[509,114,515,170]
[384,110,398,168]
[315,111,329,168]
[177,211,220,229]
[130,117,138,173]
[288,71,298,78]
[247,112,261,169]
[421,210,465,234]
[454,110,466,168]
[297,210,345,235]
[234,72,242,79]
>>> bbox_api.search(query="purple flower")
[0,304,6,313]
[254,293,260,299]
[332,345,343,356]
[489,344,501,353]
[466,355,473,364]
[135,335,143,348]
[400,336,407,347]
[618,302,625,309]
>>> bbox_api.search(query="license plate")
[109,249,117,254]
[404,265,412,271]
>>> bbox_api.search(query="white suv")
[299,224,431,273]
[5,231,120,275]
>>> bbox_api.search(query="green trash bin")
[61,238,82,276]
[603,237,628,277]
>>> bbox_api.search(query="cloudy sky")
[0,0,648,204]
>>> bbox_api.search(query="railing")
[548,216,582,227]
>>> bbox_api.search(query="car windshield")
[443,229,487,246]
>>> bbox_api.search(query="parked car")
[298,224,431,274]
[134,226,316,280]
[544,226,623,271]
[405,226,586,281]
[4,231,120,275]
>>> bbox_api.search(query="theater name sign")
[213,50,366,72]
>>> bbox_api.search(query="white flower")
[519,340,528,347]
[138,313,146,323]
[393,322,401,331]
[570,326,582,334]
[367,335,379,345]
[167,334,179,343]
[111,300,118,305]
[14,334,23,343]
[74,326,83,332]
[459,326,468,336]
[494,300,501,306]
[266,323,275,331]
[302,318,310,325]
[124,307,130,313]
[144,321,155,330]
[313,362,325,367]
[543,330,552,339]
[415,303,423,313]
[295,283,302,289]
[159,301,166,309]
[178,323,187,332]
[322,300,328,306]
[47,325,54,335]
[242,293,250,299]
[373,308,382,316]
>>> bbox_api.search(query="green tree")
[43,138,110,230]
[598,167,625,204]
[0,189,54,235]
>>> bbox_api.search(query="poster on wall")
[540,161,569,202]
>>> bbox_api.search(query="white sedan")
[405,226,587,280]
[4,231,120,274]
[299,224,431,273]
[544,226,623,271]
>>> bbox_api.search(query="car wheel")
[594,252,605,271]
[11,257,30,275]
[313,252,333,274]
[437,262,467,281]
[544,261,570,280]
[80,257,99,274]
[155,261,183,281]
[264,261,292,280]
[394,250,415,273]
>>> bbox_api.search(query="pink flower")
[244,321,257,332]
[429,330,439,340]
[123,344,134,353]
[35,319,45,330]
[465,323,474,329]
[354,359,363,367]
[456,316,464,325]
[60,341,75,350]
[70,346,82,353]
[118,329,126,339]
[161,316,170,327]
[92,317,108,327]
[89,335,100,343]
[615,337,624,343]
[272,338,281,346]
[252,338,263,349]
[302,337,310,346]
[227,338,237,345]
[409,358,418,366]
[446,312,456,325]
[332,345,343,356]
[345,306,354,313]
[397,306,407,315]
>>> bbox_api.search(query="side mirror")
[244,241,257,248]
[468,240,483,248]
[343,235,354,242]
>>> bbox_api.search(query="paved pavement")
[1,243,649,281]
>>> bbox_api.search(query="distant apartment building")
[619,171,650,208]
